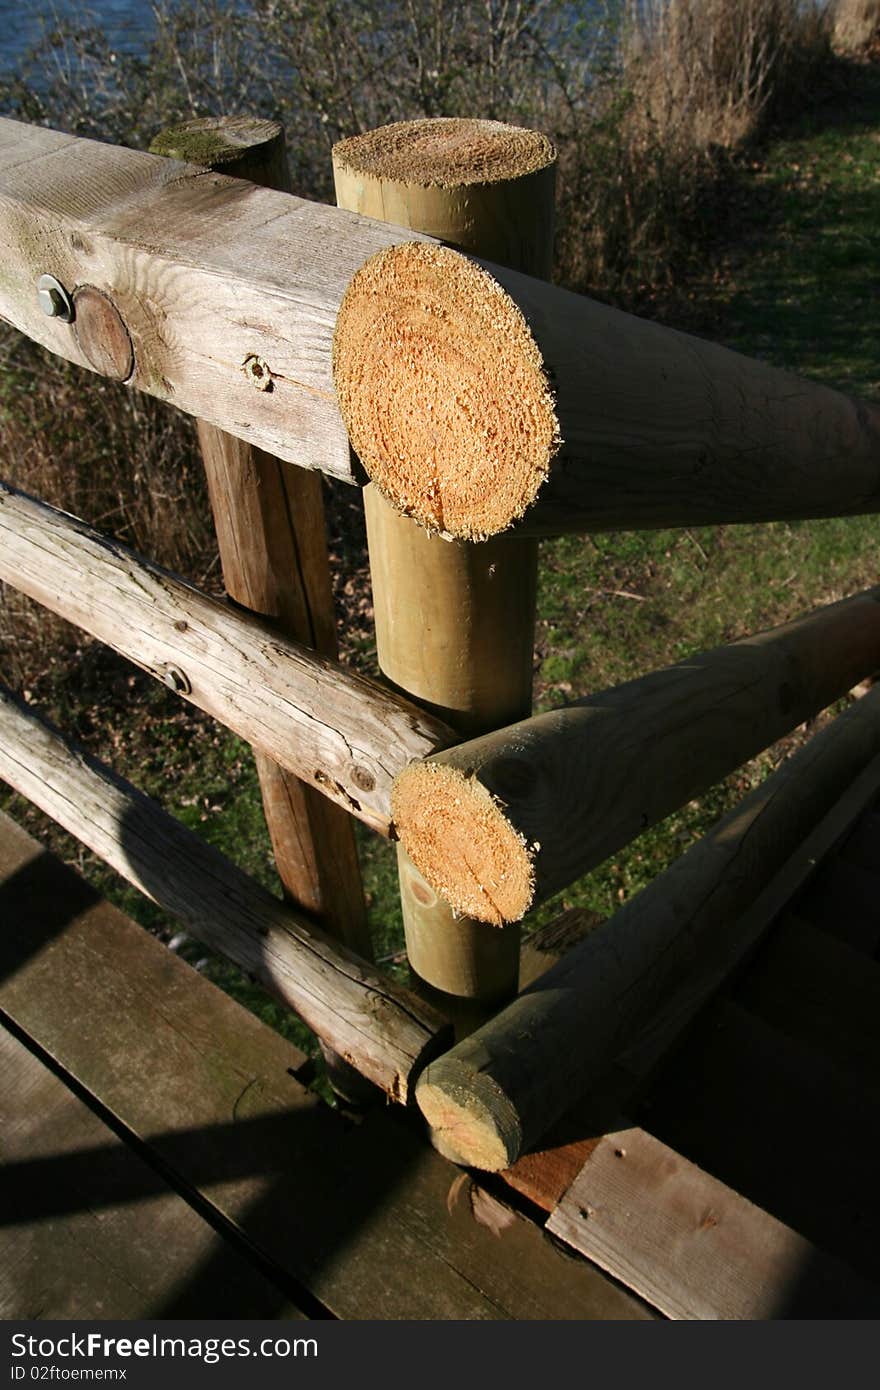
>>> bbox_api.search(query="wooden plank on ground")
[0,813,648,1321]
[547,1127,880,1319]
[839,809,880,872]
[0,117,432,482]
[792,857,880,956]
[0,1026,308,1319]
[735,913,880,1092]
[642,999,880,1280]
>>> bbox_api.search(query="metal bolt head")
[36,274,74,322]
[162,666,191,695]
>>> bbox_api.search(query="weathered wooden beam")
[393,586,880,923]
[0,686,448,1099]
[414,688,880,1168]
[0,481,454,835]
[151,117,374,1103]
[332,242,880,539]
[0,116,432,482]
[334,118,554,1030]
[151,116,372,974]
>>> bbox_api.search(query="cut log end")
[332,118,555,190]
[150,115,283,168]
[332,242,560,540]
[391,761,535,925]
[416,1059,522,1171]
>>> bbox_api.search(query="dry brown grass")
[626,0,832,150]
[0,329,214,689]
[832,0,880,51]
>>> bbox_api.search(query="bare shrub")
[832,0,880,52]
[626,0,833,152]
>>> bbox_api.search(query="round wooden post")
[333,119,556,1031]
[152,117,373,1100]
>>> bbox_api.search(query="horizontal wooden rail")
[415,685,880,1168]
[0,685,449,1099]
[332,243,880,539]
[6,119,880,545]
[0,481,454,834]
[0,117,432,481]
[393,586,880,922]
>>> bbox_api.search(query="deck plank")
[0,812,647,1321]
[547,1126,880,1318]
[0,1026,307,1318]
[642,999,880,1281]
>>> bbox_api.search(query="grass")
[4,50,880,1067]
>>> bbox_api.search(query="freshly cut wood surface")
[0,693,447,1099]
[0,116,433,481]
[0,480,453,834]
[333,243,558,539]
[0,1025,306,1319]
[394,585,880,922]
[333,118,555,275]
[0,814,647,1321]
[547,1127,880,1318]
[331,241,880,538]
[415,691,880,1168]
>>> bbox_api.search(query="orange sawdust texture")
[332,118,555,189]
[332,243,560,540]
[391,761,535,925]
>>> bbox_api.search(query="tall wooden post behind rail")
[333,119,556,1031]
[151,117,373,1097]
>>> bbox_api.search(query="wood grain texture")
[547,1127,880,1318]
[395,585,880,921]
[0,1026,306,1319]
[0,480,454,835]
[415,689,880,1168]
[0,116,433,482]
[332,238,880,538]
[0,813,647,1321]
[153,117,370,967]
[0,693,447,1099]
[336,118,554,1021]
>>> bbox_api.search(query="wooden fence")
[2,112,880,1168]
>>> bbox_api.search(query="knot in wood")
[242,354,273,391]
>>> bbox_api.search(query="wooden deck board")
[547,1126,880,1318]
[0,812,647,1321]
[794,858,880,956]
[0,1026,308,1319]
[641,999,880,1280]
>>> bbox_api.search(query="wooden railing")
[2,113,880,1165]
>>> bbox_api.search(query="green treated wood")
[0,1025,307,1319]
[0,814,647,1321]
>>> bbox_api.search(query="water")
[0,0,154,79]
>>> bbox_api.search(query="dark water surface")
[0,1,155,78]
